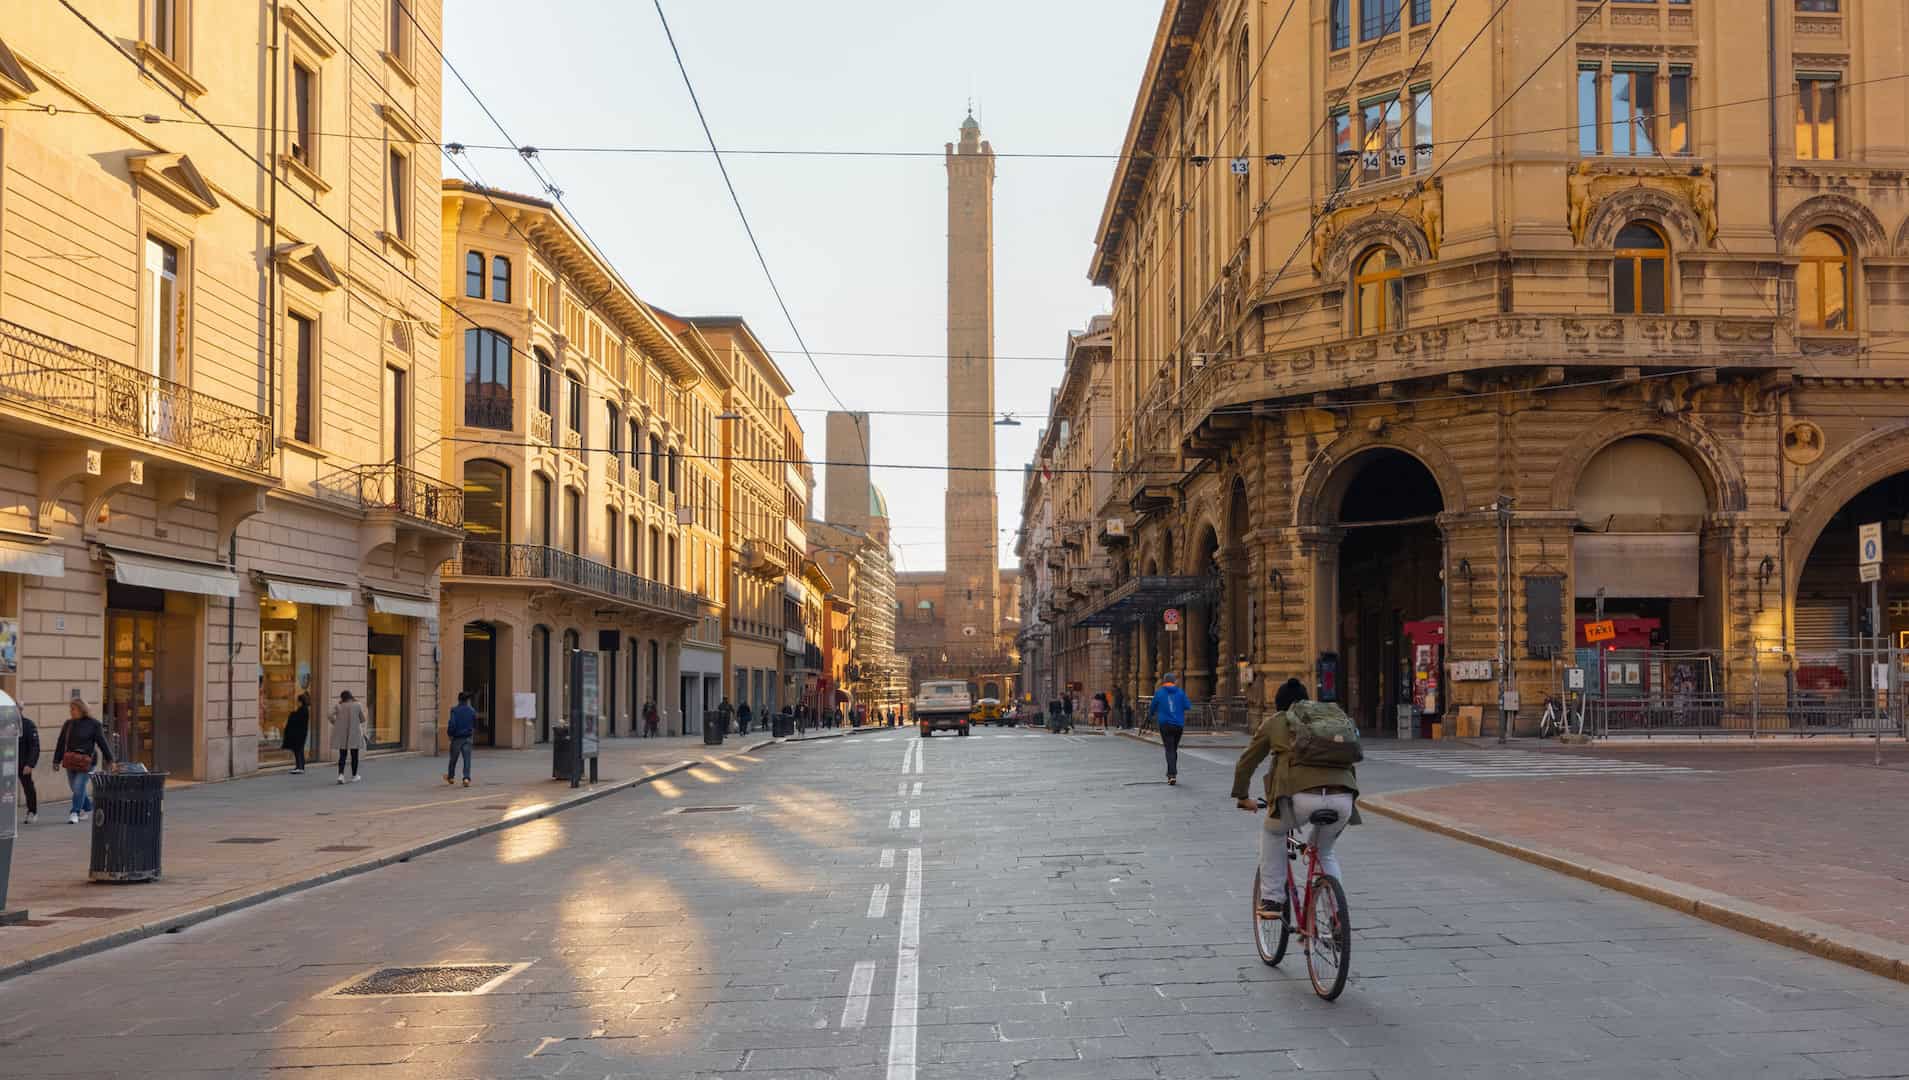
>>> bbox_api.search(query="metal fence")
[1139,698,1251,734]
[1588,644,1907,738]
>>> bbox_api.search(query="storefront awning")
[1075,575,1212,628]
[369,592,437,619]
[0,540,65,578]
[1574,533,1700,599]
[263,576,356,608]
[106,548,238,598]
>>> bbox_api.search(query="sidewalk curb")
[1362,795,1909,986]
[0,748,772,985]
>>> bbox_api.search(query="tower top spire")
[958,110,982,153]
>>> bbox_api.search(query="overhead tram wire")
[651,0,865,466]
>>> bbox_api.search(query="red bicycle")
[1251,799,1352,1000]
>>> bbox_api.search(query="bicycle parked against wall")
[1252,799,1352,1000]
[1539,693,1584,738]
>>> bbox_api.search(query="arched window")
[531,471,552,546]
[490,256,511,303]
[1352,246,1402,335]
[465,251,484,298]
[1613,221,1668,314]
[462,329,512,429]
[1234,27,1250,114]
[462,458,511,558]
[1797,227,1851,331]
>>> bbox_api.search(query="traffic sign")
[1859,562,1882,583]
[1859,521,1883,565]
[1163,607,1181,632]
[1584,620,1617,643]
[1566,667,1585,690]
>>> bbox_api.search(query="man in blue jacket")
[1151,673,1190,785]
[446,692,477,787]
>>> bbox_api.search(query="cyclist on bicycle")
[1231,678,1361,917]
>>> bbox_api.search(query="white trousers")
[1259,791,1354,901]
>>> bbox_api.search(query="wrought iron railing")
[342,463,464,529]
[0,318,272,474]
[445,541,703,617]
[463,391,512,430]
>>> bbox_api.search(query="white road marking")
[886,847,922,1080]
[912,742,924,775]
[911,781,922,797]
[888,810,902,829]
[897,780,907,796]
[908,808,921,829]
[867,882,890,918]
[879,848,895,868]
[899,741,917,774]
[841,960,876,1029]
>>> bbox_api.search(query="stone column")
[1299,526,1345,698]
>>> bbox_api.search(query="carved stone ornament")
[1314,180,1440,280]
[1783,420,1826,466]
[1567,160,1716,249]
[1779,193,1887,251]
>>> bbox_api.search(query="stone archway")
[1549,412,1745,513]
[1185,523,1224,701]
[1294,425,1467,528]
[1786,425,1909,599]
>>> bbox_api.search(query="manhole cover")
[216,837,279,845]
[316,844,372,853]
[666,805,747,815]
[49,907,142,919]
[328,963,527,997]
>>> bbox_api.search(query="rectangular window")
[1361,0,1401,41]
[1610,67,1656,157]
[607,403,623,481]
[565,489,581,555]
[291,312,315,445]
[383,364,405,463]
[1578,66,1601,156]
[1411,0,1431,23]
[607,512,620,569]
[1797,75,1839,160]
[566,376,583,435]
[148,0,183,61]
[143,236,181,380]
[1331,108,1354,189]
[629,418,641,480]
[491,257,511,303]
[533,473,552,546]
[465,251,485,299]
[1360,96,1402,180]
[387,148,409,242]
[1409,84,1433,171]
[649,435,662,483]
[387,0,412,66]
[1663,67,1691,156]
[1330,0,1350,50]
[1795,0,1837,8]
[290,62,315,167]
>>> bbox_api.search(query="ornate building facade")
[1080,0,1909,736]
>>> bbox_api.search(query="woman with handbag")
[52,698,112,824]
[330,689,367,784]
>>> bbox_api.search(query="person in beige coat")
[330,690,368,784]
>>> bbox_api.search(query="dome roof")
[869,484,890,520]
[960,113,980,133]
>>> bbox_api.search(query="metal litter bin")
[88,770,165,883]
[703,710,726,746]
[552,723,573,779]
[772,713,792,738]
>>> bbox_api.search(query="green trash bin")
[89,770,165,883]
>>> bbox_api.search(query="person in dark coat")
[736,701,753,735]
[716,698,734,736]
[642,700,660,738]
[53,698,112,823]
[282,693,310,774]
[17,713,39,824]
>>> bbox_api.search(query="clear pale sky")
[443,1,1160,572]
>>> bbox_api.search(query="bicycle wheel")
[1539,708,1556,739]
[1305,873,1351,1000]
[1252,868,1290,966]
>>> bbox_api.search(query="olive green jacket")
[1231,707,1361,819]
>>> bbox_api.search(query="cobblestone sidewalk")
[0,731,845,978]
[1366,758,1909,980]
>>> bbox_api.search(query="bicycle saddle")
[1308,808,1341,826]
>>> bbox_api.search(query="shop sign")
[1584,620,1617,643]
[1449,659,1492,681]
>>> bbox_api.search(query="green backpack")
[1286,700,1364,768]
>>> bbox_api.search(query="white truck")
[913,680,973,738]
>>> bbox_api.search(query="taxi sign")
[1584,619,1617,643]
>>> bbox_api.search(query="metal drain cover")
[316,844,372,853]
[666,804,748,815]
[329,963,527,997]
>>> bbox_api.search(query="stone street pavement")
[0,732,809,975]
[3,729,1908,1078]
[1363,742,1909,968]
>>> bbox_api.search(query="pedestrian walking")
[736,700,753,735]
[643,700,660,738]
[1150,673,1190,785]
[282,693,310,774]
[16,713,39,824]
[446,691,477,786]
[53,698,111,823]
[1090,692,1109,730]
[1062,693,1076,732]
[330,690,367,784]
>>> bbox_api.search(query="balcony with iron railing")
[463,390,513,431]
[326,463,464,532]
[0,318,273,476]
[444,541,704,621]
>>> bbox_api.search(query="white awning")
[107,549,238,598]
[0,541,65,579]
[1574,533,1700,599]
[264,577,355,608]
[370,592,437,620]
